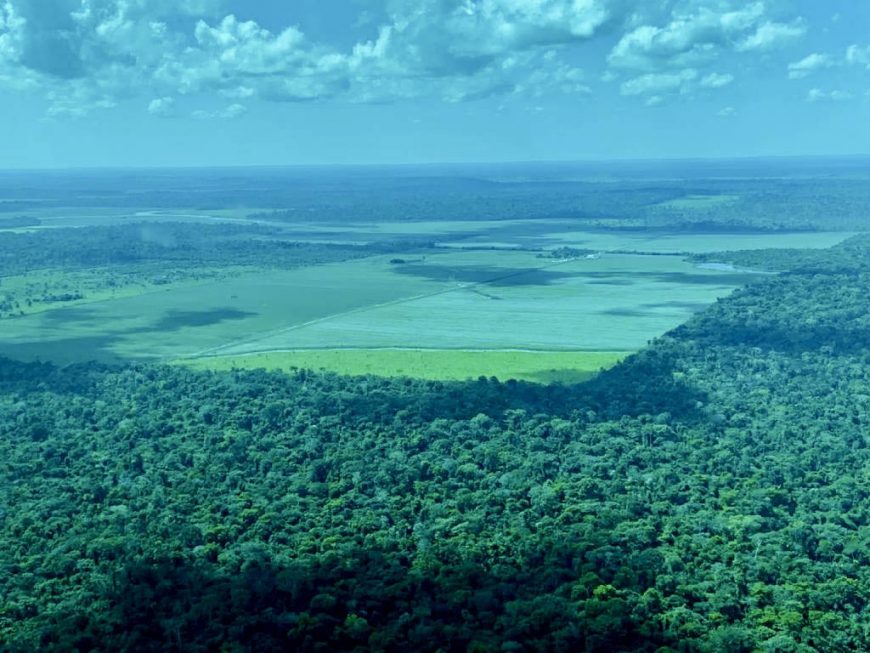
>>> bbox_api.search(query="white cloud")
[620,68,697,97]
[0,1,818,116]
[514,55,589,98]
[606,2,802,104]
[192,103,248,119]
[736,20,806,52]
[608,3,767,72]
[0,2,35,89]
[44,86,117,118]
[787,53,834,79]
[717,106,735,117]
[617,67,734,103]
[378,0,612,74]
[807,88,853,102]
[147,96,175,117]
[700,72,733,88]
[846,44,870,70]
[0,2,23,60]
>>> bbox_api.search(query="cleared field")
[9,209,851,257]
[181,349,628,384]
[0,256,449,364]
[0,266,252,318]
[0,245,782,380]
[535,230,853,253]
[0,207,279,230]
[213,251,756,355]
[0,249,748,368]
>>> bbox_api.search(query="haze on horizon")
[1,0,869,169]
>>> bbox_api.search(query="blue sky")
[0,0,869,168]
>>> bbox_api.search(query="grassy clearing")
[0,267,252,318]
[0,256,450,363]
[180,349,628,384]
[223,251,752,354]
[539,230,854,254]
[0,250,753,366]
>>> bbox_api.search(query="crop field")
[1,206,849,382]
[206,251,755,356]
[1,166,864,384]
[181,349,628,384]
[0,256,444,364]
[0,248,757,380]
[7,206,853,257]
[0,266,254,318]
[531,230,854,253]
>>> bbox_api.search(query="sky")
[0,0,869,168]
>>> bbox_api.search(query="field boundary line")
[182,258,577,360]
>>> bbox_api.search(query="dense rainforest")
[1,235,869,652]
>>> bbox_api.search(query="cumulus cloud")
[192,103,248,119]
[0,0,814,115]
[787,53,834,79]
[605,2,804,103]
[736,20,805,52]
[807,88,852,102]
[369,0,613,77]
[156,14,352,102]
[700,72,733,88]
[513,51,589,98]
[608,3,767,72]
[846,44,870,70]
[10,0,218,79]
[621,68,697,97]
[44,85,117,118]
[147,96,175,117]
[0,2,24,60]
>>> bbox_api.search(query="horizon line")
[2,152,870,174]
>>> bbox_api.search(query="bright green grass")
[180,349,628,384]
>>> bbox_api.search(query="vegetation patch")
[655,193,739,209]
[179,348,629,384]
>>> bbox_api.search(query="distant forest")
[3,165,870,231]
[1,234,868,651]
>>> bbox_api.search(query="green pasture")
[216,251,754,355]
[0,256,447,364]
[0,248,757,373]
[181,349,628,384]
[537,230,853,254]
[0,266,250,318]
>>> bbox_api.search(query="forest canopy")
[1,235,868,651]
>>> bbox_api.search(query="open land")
[0,164,861,382]
[0,239,811,382]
